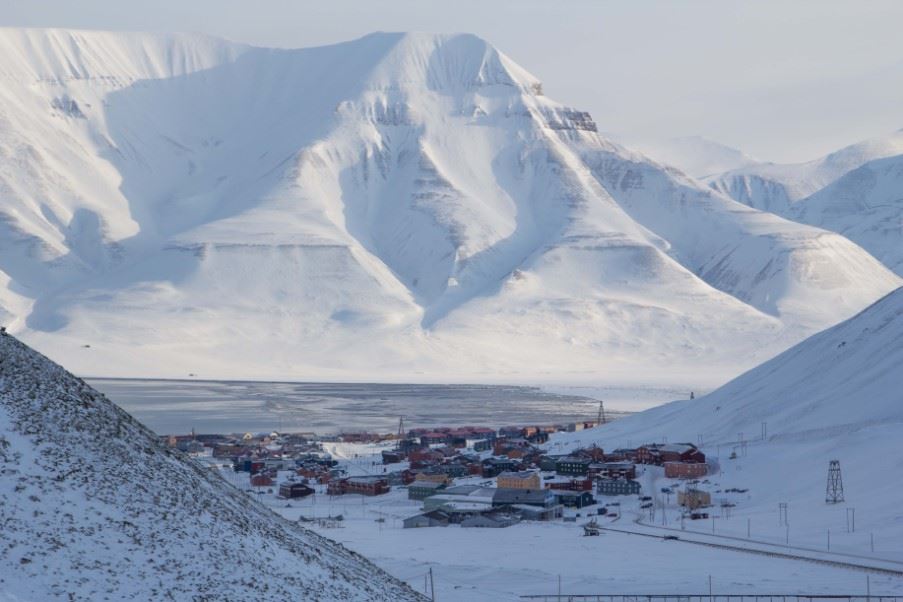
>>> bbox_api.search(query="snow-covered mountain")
[708,130,903,277]
[790,154,903,276]
[0,28,899,383]
[707,129,903,214]
[0,330,424,601]
[620,135,759,179]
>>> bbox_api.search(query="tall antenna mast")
[397,416,405,440]
[826,460,844,504]
[596,400,606,425]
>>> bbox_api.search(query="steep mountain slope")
[0,28,899,382]
[708,131,903,277]
[789,154,903,276]
[708,129,903,214]
[0,331,423,601]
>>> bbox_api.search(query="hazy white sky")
[4,0,902,162]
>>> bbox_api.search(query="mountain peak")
[349,31,541,93]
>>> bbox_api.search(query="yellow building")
[414,472,450,485]
[677,488,711,510]
[496,471,541,490]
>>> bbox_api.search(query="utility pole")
[708,575,713,602]
[429,567,435,602]
[827,528,831,551]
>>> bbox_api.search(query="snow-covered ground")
[0,28,898,385]
[206,286,903,600]
[548,287,903,582]
[228,441,903,602]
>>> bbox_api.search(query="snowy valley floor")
[207,440,903,602]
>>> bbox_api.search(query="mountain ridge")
[0,29,899,382]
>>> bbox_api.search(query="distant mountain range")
[0,29,899,383]
[702,130,903,278]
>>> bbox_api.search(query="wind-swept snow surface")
[0,29,899,381]
[0,332,424,601]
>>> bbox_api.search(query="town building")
[414,472,451,485]
[596,479,641,496]
[404,510,450,529]
[482,457,517,478]
[250,474,273,487]
[590,461,637,480]
[510,504,564,521]
[552,490,596,508]
[555,456,592,476]
[678,488,711,509]
[327,476,389,496]
[492,488,557,508]
[408,480,447,501]
[461,512,521,528]
[664,461,708,479]
[278,482,314,499]
[546,478,593,492]
[497,471,541,490]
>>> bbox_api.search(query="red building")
[637,444,705,466]
[250,474,273,487]
[546,478,593,491]
[664,462,708,479]
[327,477,390,496]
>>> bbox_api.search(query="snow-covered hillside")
[787,154,903,276]
[562,285,903,445]
[708,130,903,277]
[1,28,899,382]
[554,285,903,555]
[0,331,424,601]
